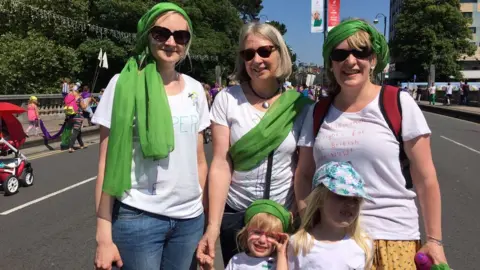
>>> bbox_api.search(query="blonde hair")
[234,23,292,82]
[292,185,372,268]
[236,212,284,252]
[327,29,376,95]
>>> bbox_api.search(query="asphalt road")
[0,111,479,269]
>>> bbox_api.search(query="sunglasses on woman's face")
[150,26,191,45]
[330,48,372,62]
[240,45,277,61]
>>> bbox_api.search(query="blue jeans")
[112,201,204,270]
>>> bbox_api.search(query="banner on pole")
[327,0,340,32]
[311,0,324,33]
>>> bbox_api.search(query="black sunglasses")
[150,26,191,45]
[240,45,277,61]
[330,48,372,62]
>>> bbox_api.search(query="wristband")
[427,235,443,246]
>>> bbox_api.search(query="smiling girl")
[226,199,291,270]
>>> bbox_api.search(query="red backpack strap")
[379,85,413,189]
[313,96,334,137]
[379,85,402,141]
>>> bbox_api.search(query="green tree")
[230,0,263,22]
[391,0,476,81]
[267,20,287,35]
[0,32,81,95]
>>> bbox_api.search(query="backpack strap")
[313,96,334,137]
[379,85,413,189]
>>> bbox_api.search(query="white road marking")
[0,176,97,215]
[441,136,480,155]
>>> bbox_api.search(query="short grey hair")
[234,23,292,82]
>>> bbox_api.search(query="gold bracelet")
[427,236,443,246]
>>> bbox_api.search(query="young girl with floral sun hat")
[288,161,373,269]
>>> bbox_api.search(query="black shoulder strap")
[263,151,274,199]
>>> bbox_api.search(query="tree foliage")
[390,0,476,81]
[0,0,296,93]
[0,32,81,95]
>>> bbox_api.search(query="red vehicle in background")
[0,102,34,196]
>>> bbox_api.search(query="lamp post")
[373,13,387,37]
[374,13,387,84]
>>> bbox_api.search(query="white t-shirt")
[298,91,431,240]
[225,252,276,270]
[92,73,210,219]
[287,234,371,270]
[429,86,436,94]
[210,85,308,211]
[446,85,453,95]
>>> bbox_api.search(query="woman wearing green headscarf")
[92,3,210,270]
[295,19,448,269]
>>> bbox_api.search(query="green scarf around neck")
[103,3,193,197]
[323,19,389,75]
[229,90,313,172]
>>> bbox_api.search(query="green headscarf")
[244,199,291,233]
[103,3,193,197]
[323,19,389,75]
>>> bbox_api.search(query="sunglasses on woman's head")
[149,26,191,45]
[240,45,277,61]
[330,48,372,62]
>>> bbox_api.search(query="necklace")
[248,81,280,109]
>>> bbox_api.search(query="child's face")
[246,228,282,257]
[321,191,361,228]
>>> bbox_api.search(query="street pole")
[323,0,328,88]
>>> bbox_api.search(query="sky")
[261,0,390,66]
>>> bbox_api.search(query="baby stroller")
[0,102,34,196]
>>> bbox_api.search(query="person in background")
[68,90,87,153]
[445,82,453,106]
[428,82,436,105]
[61,78,70,97]
[462,81,469,105]
[25,96,40,136]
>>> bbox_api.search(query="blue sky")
[261,0,390,66]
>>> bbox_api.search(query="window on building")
[460,0,477,3]
[463,12,473,18]
[470,27,477,34]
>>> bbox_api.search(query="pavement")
[0,112,479,269]
[417,101,480,123]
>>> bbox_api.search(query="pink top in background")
[27,104,38,121]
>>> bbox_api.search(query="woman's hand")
[196,226,220,270]
[418,242,448,266]
[94,241,123,270]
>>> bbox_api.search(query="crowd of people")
[90,2,449,270]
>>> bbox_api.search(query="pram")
[0,102,34,196]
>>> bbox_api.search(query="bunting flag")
[0,0,219,62]
[102,52,109,69]
[311,0,325,33]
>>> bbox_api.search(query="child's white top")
[225,252,276,270]
[287,233,371,270]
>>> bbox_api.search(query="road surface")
[0,112,479,269]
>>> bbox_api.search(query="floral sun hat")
[312,161,373,201]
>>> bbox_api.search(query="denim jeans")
[112,201,204,270]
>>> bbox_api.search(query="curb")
[419,104,480,124]
[23,126,100,149]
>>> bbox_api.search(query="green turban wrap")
[103,3,192,197]
[244,200,292,232]
[323,19,389,75]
